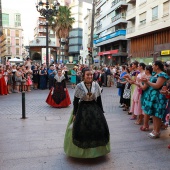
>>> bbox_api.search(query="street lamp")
[36,0,60,68]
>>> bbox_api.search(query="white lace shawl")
[54,75,65,82]
[74,81,101,101]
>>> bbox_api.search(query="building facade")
[126,0,170,63]
[2,8,23,62]
[68,0,83,63]
[81,9,92,65]
[94,0,128,66]
[0,33,6,63]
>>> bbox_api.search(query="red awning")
[98,49,118,56]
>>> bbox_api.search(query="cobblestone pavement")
[0,87,170,170]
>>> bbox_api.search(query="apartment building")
[28,0,71,64]
[80,9,92,65]
[2,8,23,62]
[0,33,6,63]
[94,0,128,65]
[126,0,170,63]
[68,0,83,63]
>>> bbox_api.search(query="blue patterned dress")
[141,72,169,119]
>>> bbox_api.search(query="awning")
[98,49,119,56]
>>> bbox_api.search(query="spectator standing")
[39,66,47,90]
[0,66,8,95]
[48,65,55,90]
[32,66,39,90]
[141,61,169,139]
[71,66,77,89]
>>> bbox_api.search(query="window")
[7,29,10,36]
[2,13,9,26]
[16,39,19,46]
[152,6,158,20]
[15,30,19,37]
[15,14,21,27]
[163,1,170,16]
[7,38,10,44]
[16,48,19,55]
[139,12,146,25]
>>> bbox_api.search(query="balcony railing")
[94,29,126,44]
[126,26,135,34]
[111,0,126,7]
[111,13,126,22]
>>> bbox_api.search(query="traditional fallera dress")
[0,72,8,95]
[46,75,71,108]
[64,81,110,158]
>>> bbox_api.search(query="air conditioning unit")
[60,38,66,42]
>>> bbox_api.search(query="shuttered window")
[163,1,169,16]
[139,12,146,25]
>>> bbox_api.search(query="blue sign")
[93,30,126,44]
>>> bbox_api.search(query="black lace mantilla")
[72,100,109,149]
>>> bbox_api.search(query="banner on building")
[41,48,51,64]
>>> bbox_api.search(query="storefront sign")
[161,50,170,55]
[98,49,118,56]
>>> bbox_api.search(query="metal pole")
[46,21,49,68]
[89,0,95,66]
[21,91,26,119]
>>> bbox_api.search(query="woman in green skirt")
[64,68,110,158]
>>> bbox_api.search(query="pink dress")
[26,76,32,85]
[130,72,145,115]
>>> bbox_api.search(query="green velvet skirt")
[64,111,110,158]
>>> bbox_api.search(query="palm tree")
[51,6,75,63]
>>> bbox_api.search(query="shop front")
[98,49,127,65]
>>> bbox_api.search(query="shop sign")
[161,50,170,55]
[98,49,118,56]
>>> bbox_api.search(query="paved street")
[0,86,170,170]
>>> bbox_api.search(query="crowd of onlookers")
[0,58,70,95]
[111,60,170,148]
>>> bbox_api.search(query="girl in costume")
[26,72,32,92]
[46,69,71,108]
[0,66,8,95]
[64,68,110,158]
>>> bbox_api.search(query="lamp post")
[36,0,60,68]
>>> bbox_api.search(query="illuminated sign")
[161,50,170,55]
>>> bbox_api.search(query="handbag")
[117,82,123,88]
[21,79,26,83]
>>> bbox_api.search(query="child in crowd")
[26,72,32,92]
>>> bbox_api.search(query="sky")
[2,0,39,45]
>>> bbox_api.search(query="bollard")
[21,91,26,119]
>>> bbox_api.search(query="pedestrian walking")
[64,68,110,158]
[46,69,71,108]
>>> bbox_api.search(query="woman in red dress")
[46,69,71,108]
[0,66,8,95]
